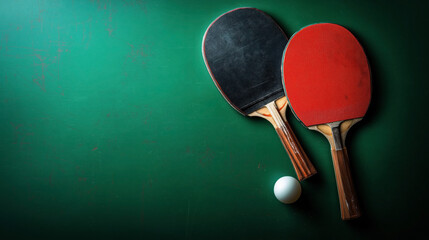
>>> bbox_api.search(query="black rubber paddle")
[202,8,316,180]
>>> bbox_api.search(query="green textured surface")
[0,0,428,239]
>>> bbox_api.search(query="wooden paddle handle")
[331,147,361,220]
[274,121,317,181]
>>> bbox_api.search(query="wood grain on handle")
[331,147,361,220]
[266,101,317,181]
[310,120,362,220]
[274,123,317,180]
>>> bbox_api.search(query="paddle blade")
[282,23,371,126]
[203,8,287,115]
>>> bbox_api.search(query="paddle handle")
[331,147,361,220]
[311,120,362,220]
[265,101,316,181]
[274,123,317,181]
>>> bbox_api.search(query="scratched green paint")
[0,0,428,239]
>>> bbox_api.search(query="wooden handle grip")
[275,122,317,181]
[331,148,361,220]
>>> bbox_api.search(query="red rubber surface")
[282,23,371,127]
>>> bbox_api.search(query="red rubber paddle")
[282,23,371,220]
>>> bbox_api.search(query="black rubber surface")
[203,8,287,115]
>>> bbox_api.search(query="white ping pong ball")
[274,176,302,204]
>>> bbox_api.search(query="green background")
[0,0,427,239]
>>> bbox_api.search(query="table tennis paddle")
[202,8,316,181]
[282,23,371,219]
